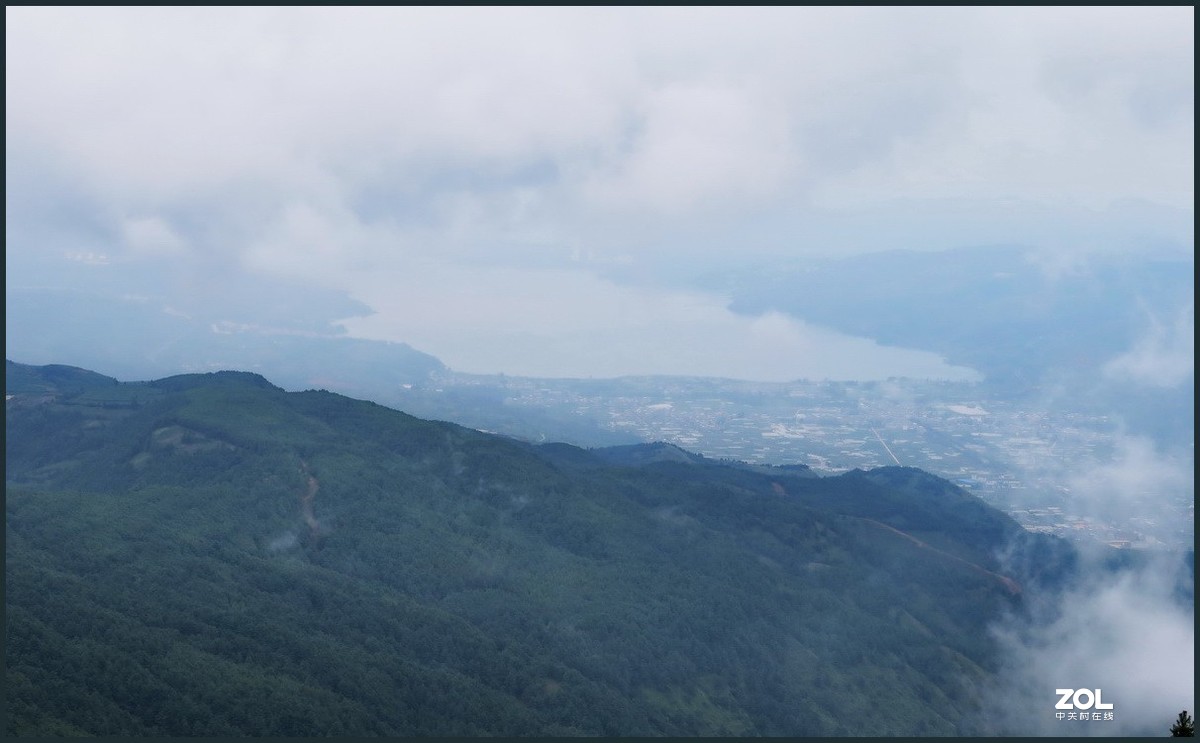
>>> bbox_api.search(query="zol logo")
[1055,689,1114,710]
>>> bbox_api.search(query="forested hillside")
[6,361,1069,736]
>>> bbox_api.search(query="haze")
[5,6,1193,382]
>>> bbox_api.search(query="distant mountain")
[5,360,122,397]
[4,286,641,448]
[7,361,1073,736]
[5,286,446,391]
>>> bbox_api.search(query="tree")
[1170,710,1194,737]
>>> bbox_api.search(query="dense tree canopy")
[6,361,1077,736]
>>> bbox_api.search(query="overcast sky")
[6,7,1194,380]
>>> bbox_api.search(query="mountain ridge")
[7,359,1076,736]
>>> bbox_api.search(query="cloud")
[267,531,299,552]
[64,251,110,266]
[987,552,1194,736]
[1103,301,1195,388]
[582,82,796,214]
[990,376,1195,736]
[999,416,1194,548]
[1063,433,1195,527]
[8,7,1191,222]
[792,7,1194,210]
[122,216,187,257]
[5,7,1194,379]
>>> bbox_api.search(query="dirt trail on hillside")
[862,518,1022,596]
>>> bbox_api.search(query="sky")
[5,6,1195,381]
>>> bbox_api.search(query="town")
[435,373,1194,551]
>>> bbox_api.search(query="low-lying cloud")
[986,548,1194,736]
[1103,300,1195,389]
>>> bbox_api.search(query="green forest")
[7,361,1082,735]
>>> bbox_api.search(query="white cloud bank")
[6,7,1194,379]
[989,556,1194,737]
